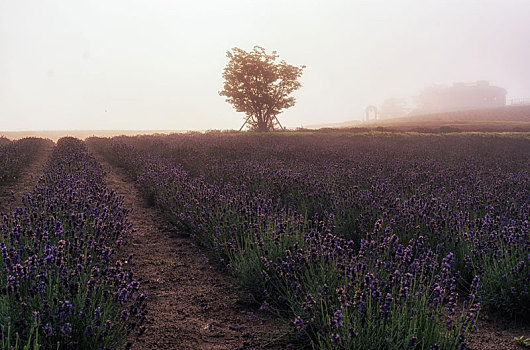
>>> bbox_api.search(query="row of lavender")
[0,137,51,187]
[107,133,529,318]
[0,138,146,349]
[86,133,526,349]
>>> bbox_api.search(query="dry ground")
[470,315,529,350]
[0,142,54,213]
[94,153,289,350]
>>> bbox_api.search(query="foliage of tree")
[380,98,408,119]
[219,46,305,132]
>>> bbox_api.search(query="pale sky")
[1,0,529,131]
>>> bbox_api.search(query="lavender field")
[0,137,50,188]
[1,132,528,349]
[3,0,530,347]
[1,138,146,349]
[87,132,529,349]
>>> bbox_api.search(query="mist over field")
[1,2,529,348]
[1,0,530,131]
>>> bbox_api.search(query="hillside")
[311,105,530,132]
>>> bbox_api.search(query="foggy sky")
[1,0,529,131]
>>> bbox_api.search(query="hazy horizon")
[1,0,529,131]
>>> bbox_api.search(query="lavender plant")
[87,133,525,348]
[0,138,146,349]
[0,138,51,188]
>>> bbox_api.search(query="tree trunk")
[256,120,269,132]
[255,113,270,132]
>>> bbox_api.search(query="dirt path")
[470,315,530,350]
[94,154,288,350]
[0,142,54,213]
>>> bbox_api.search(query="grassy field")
[311,105,530,133]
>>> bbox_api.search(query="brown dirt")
[93,154,290,350]
[0,142,54,213]
[470,315,530,350]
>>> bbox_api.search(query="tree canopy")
[219,46,305,132]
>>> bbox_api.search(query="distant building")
[416,81,507,113]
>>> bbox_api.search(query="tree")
[219,46,305,132]
[380,98,408,119]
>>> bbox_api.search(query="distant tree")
[219,46,305,132]
[414,85,446,113]
[380,98,408,119]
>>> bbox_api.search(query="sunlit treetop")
[219,46,305,132]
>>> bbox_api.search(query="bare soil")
[0,142,54,213]
[94,154,289,350]
[470,315,529,350]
